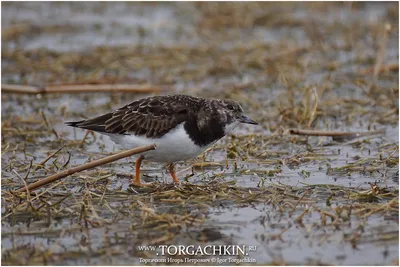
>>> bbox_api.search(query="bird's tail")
[65,113,112,133]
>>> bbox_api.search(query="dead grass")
[1,1,398,265]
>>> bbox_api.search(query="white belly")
[105,123,209,163]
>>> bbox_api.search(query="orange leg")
[168,164,180,184]
[131,155,153,187]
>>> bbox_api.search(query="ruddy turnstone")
[66,95,258,186]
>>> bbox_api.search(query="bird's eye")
[227,104,234,110]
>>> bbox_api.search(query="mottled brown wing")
[105,95,198,138]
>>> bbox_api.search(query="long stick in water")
[289,129,385,138]
[16,144,156,193]
[2,84,164,94]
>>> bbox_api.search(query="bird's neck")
[184,118,225,147]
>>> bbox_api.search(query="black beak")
[239,115,258,125]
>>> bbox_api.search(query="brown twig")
[289,129,385,139]
[264,46,309,62]
[2,84,165,94]
[359,63,398,75]
[373,23,391,79]
[79,130,92,148]
[2,84,39,94]
[34,146,65,172]
[15,144,156,193]
[289,190,309,217]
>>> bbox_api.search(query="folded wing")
[66,95,199,139]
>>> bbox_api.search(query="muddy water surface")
[2,2,399,265]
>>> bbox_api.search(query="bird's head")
[219,100,258,126]
[196,99,258,135]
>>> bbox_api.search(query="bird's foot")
[168,163,181,184]
[129,174,155,187]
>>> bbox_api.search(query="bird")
[65,94,258,187]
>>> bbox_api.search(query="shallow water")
[2,2,399,265]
